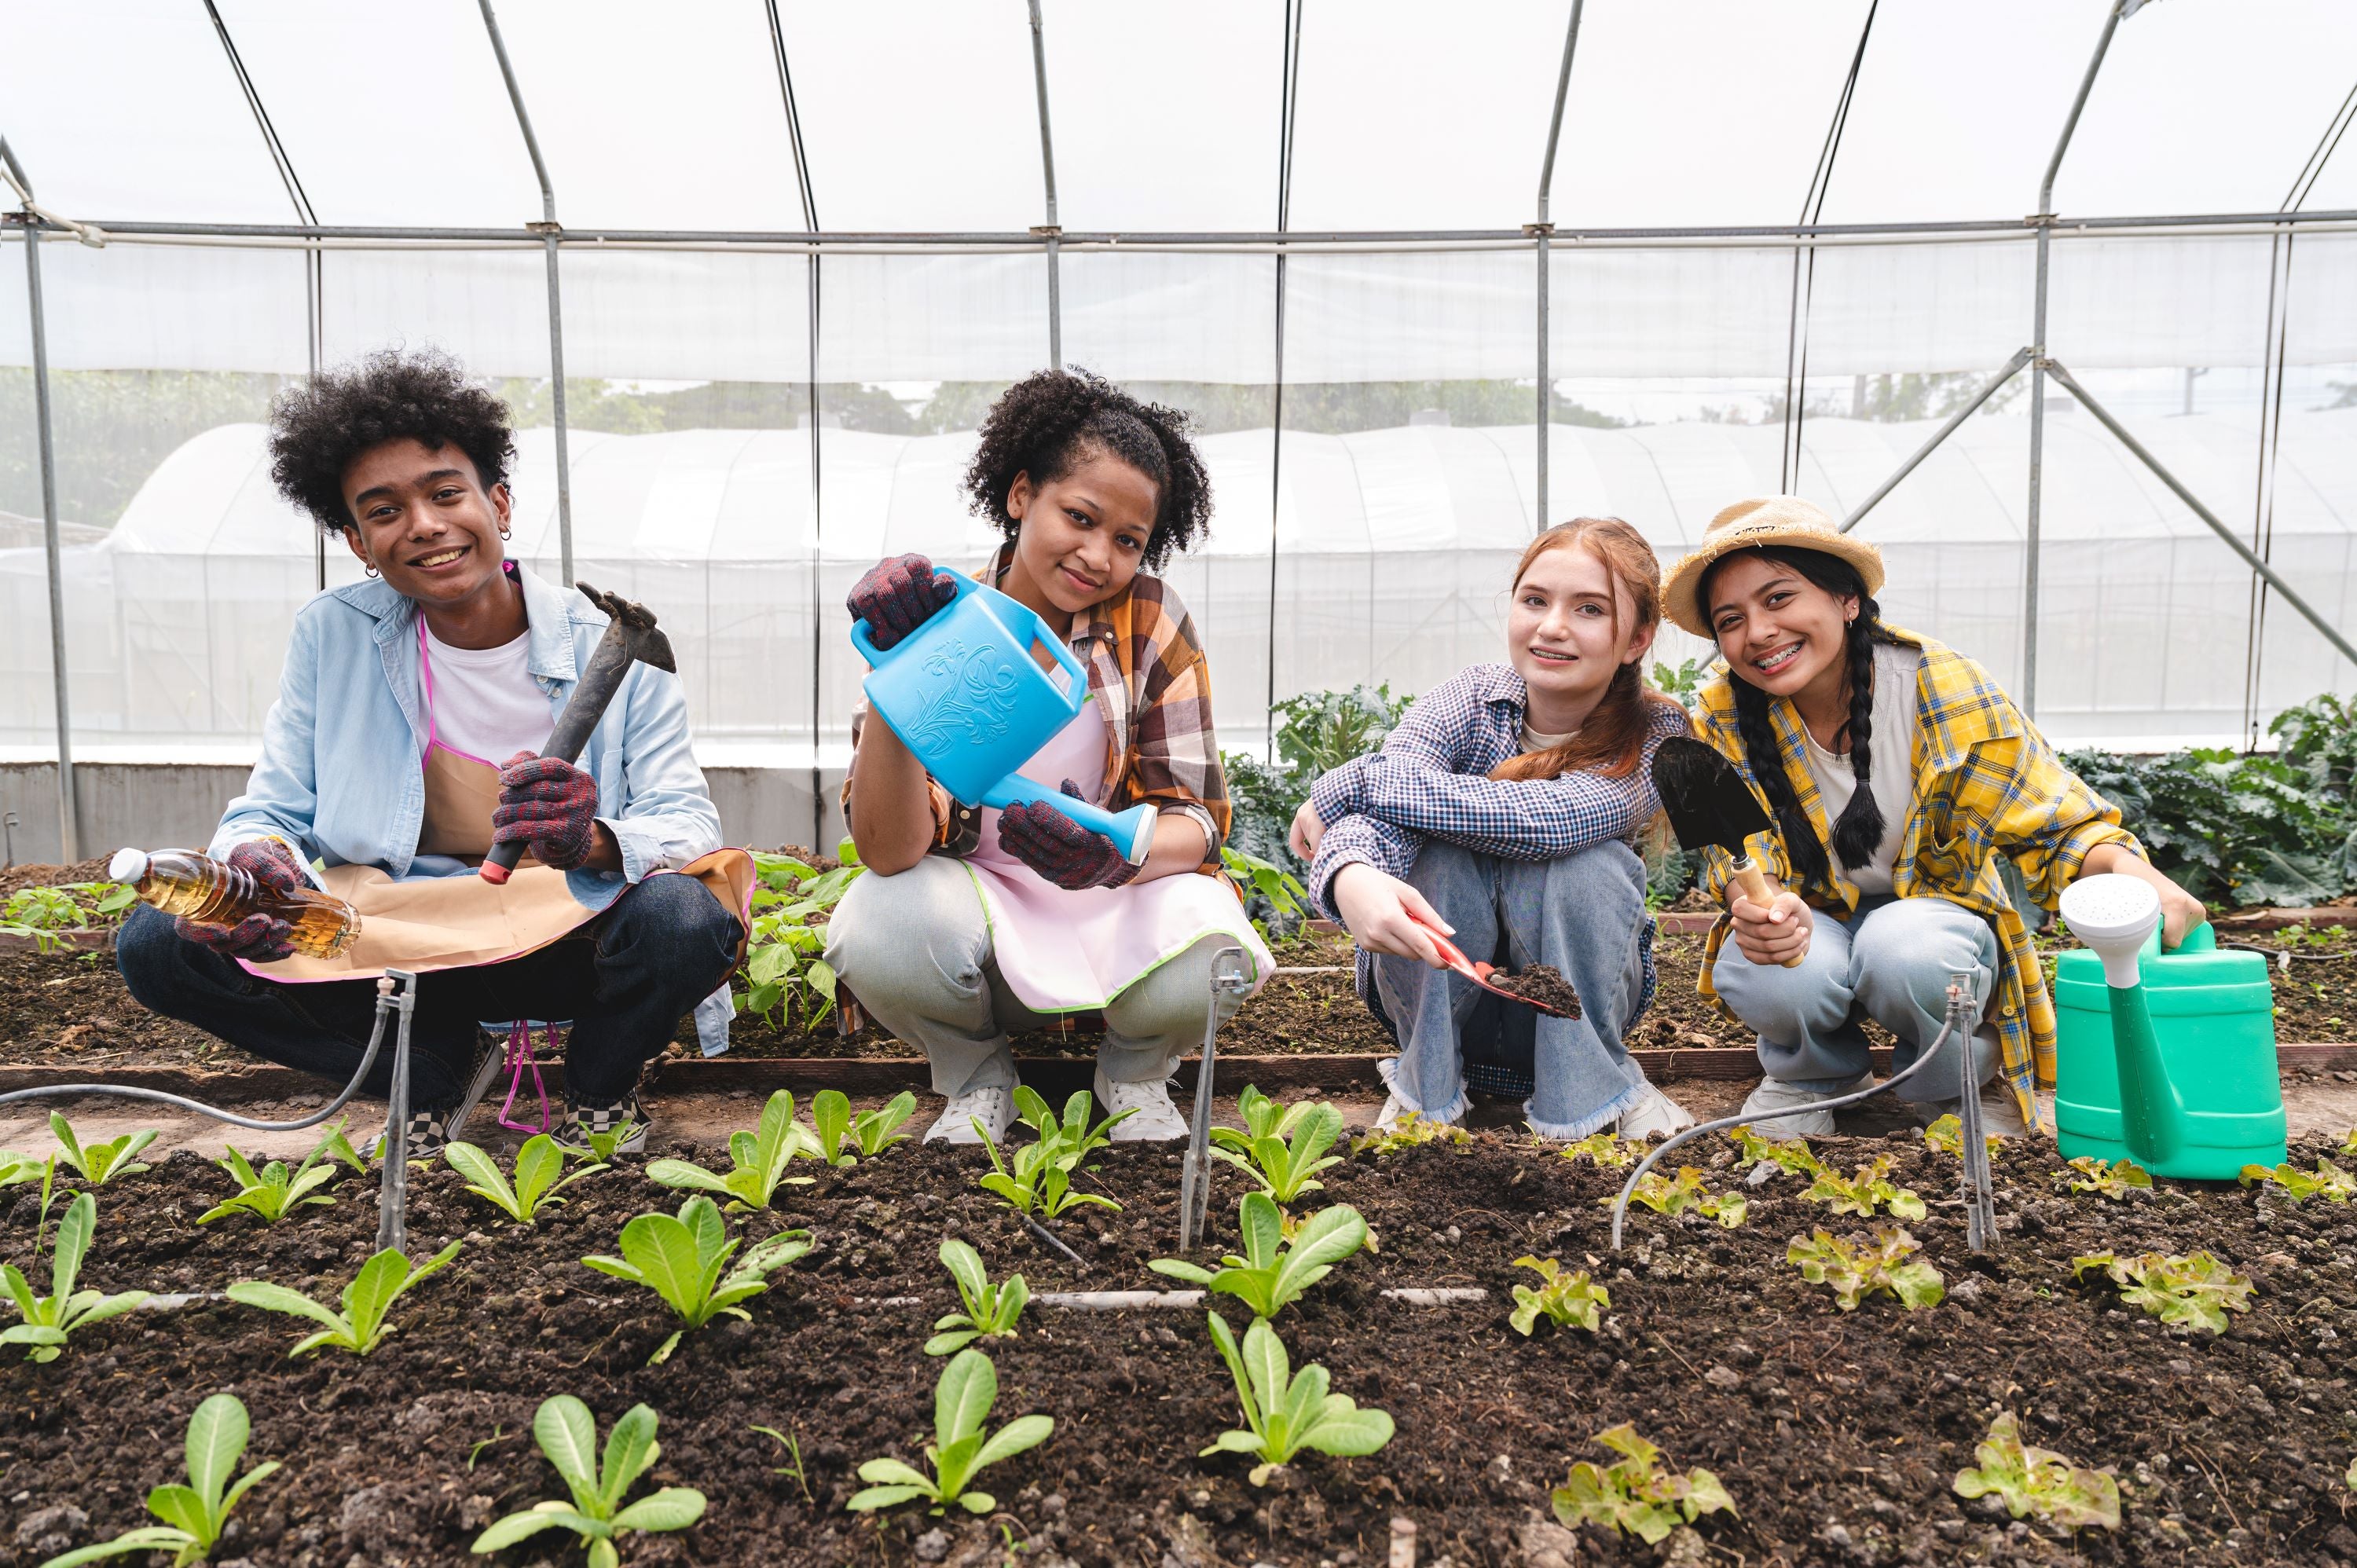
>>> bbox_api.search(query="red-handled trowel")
[1650,735,1802,968]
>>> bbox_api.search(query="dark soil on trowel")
[1481,962,1583,1020]
[4,1123,2355,1566]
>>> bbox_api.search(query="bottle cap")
[107,848,150,885]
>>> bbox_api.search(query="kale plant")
[926,1239,1028,1356]
[226,1241,462,1357]
[848,1349,1054,1516]
[2,1192,147,1363]
[1952,1410,2121,1532]
[2070,1250,2253,1334]
[38,1394,279,1567]
[581,1196,812,1365]
[1200,1312,1393,1486]
[1787,1227,1945,1311]
[1550,1423,1737,1544]
[1508,1256,1610,1335]
[471,1397,705,1568]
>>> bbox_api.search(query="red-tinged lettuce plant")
[2070,1250,2253,1334]
[1550,1423,1736,1544]
[1600,1167,1746,1227]
[1922,1113,2002,1162]
[1508,1256,1610,1335]
[1787,1227,1944,1312]
[2238,1157,2355,1205]
[1952,1410,2121,1532]
[2057,1156,2152,1200]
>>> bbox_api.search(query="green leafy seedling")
[37,1393,280,1567]
[926,1239,1028,1356]
[2,1192,147,1363]
[1149,1191,1365,1321]
[849,1091,918,1157]
[1558,1132,1640,1170]
[1,1148,53,1188]
[1200,1312,1393,1487]
[581,1195,812,1365]
[1550,1423,1737,1545]
[848,1348,1054,1516]
[225,1241,462,1356]
[1787,1226,1945,1312]
[809,1090,857,1167]
[557,1119,647,1166]
[1013,1085,1134,1163]
[1923,1113,2003,1161]
[751,1424,813,1503]
[197,1121,363,1225]
[975,1127,1121,1220]
[1952,1410,2121,1532]
[1728,1124,1824,1176]
[445,1134,608,1225]
[1213,1085,1320,1152]
[1508,1256,1610,1335]
[2238,1157,2355,1204]
[49,1112,157,1186]
[2340,1126,2356,1158]
[2058,1156,2152,1200]
[646,1090,820,1212]
[1350,1111,1471,1157]
[2070,1250,2253,1335]
[471,1397,705,1568]
[1210,1097,1343,1204]
[1803,1155,1926,1221]
[1602,1167,1747,1227]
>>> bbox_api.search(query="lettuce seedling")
[2069,1250,2253,1334]
[809,1090,857,1167]
[1923,1113,2002,1161]
[1558,1133,1640,1171]
[38,1393,280,1567]
[2,1192,147,1363]
[445,1134,608,1225]
[976,1132,1118,1219]
[1952,1409,2121,1532]
[926,1239,1028,1356]
[1508,1256,1610,1335]
[1215,1085,1322,1151]
[1728,1125,1823,1177]
[471,1396,705,1568]
[1600,1167,1747,1228]
[849,1091,918,1156]
[1787,1227,1945,1312]
[226,1240,461,1357]
[1149,1192,1365,1321]
[2341,1126,2356,1157]
[1200,1312,1393,1487]
[1015,1086,1133,1163]
[48,1112,156,1185]
[1211,1100,1343,1204]
[809,1090,918,1166]
[557,1119,646,1166]
[582,1195,812,1365]
[647,1090,819,1212]
[1,1148,51,1188]
[1550,1423,1736,1544]
[1350,1112,1471,1157]
[848,1348,1054,1516]
[1802,1155,1926,1221]
[2058,1156,2152,1200]
[2238,1157,2355,1204]
[197,1121,363,1226]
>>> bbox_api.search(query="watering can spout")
[2057,874,2190,1168]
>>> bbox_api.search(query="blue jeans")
[1367,838,1656,1138]
[115,874,742,1107]
[1710,893,2000,1100]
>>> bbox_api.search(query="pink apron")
[241,620,752,984]
[962,702,1270,1013]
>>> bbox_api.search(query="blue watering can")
[851,574,1157,864]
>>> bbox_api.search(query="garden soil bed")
[5,1126,2355,1566]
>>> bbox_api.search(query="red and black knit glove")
[177,837,302,962]
[996,780,1140,892]
[493,753,602,870]
[846,552,957,651]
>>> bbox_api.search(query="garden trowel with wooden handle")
[1650,735,1802,968]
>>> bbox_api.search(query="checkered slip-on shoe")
[563,1093,651,1156]
[362,1105,456,1162]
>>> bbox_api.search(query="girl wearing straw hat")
[1661,496,2204,1136]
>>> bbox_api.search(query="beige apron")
[245,621,752,984]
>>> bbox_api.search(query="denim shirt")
[212,569,722,914]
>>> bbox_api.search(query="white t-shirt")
[1800,640,1920,898]
[423,625,554,765]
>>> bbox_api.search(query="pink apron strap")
[496,1018,556,1134]
[416,618,442,757]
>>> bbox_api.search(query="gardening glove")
[493,753,602,870]
[996,780,1139,892]
[176,837,302,962]
[846,552,958,651]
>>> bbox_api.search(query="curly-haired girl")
[1665,496,2205,1137]
[825,368,1263,1144]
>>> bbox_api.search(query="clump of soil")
[1485,962,1583,1018]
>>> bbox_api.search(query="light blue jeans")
[1710,893,2000,1100]
[1369,838,1656,1138]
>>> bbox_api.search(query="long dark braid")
[1704,544,1891,888]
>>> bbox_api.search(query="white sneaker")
[1615,1086,1696,1140]
[1736,1072,1873,1138]
[926,1083,1017,1145]
[1092,1068,1189,1142]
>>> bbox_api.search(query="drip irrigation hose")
[1021,1213,1086,1268]
[1608,1001,1961,1252]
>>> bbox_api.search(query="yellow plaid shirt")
[1692,627,2137,1124]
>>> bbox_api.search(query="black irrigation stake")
[1178,943,1253,1254]
[1021,1212,1086,1269]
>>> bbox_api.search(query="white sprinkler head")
[2059,874,2161,988]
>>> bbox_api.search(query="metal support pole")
[1178,945,1252,1253]
[1266,0,1303,759]
[1839,347,2032,533]
[478,0,574,584]
[2046,360,2357,670]
[376,972,419,1252]
[1026,0,1061,368]
[1531,0,1585,533]
[2025,0,2129,718]
[1950,975,1996,1255]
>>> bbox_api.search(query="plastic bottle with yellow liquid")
[108,846,361,959]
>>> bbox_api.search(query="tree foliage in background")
[0,369,291,528]
[1221,684,1414,921]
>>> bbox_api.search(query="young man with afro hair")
[115,348,747,1154]
[825,367,1269,1144]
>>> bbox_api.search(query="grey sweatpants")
[822,854,1247,1099]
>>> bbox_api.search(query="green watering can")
[2052,875,2286,1179]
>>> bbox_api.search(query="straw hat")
[1660,496,1886,638]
